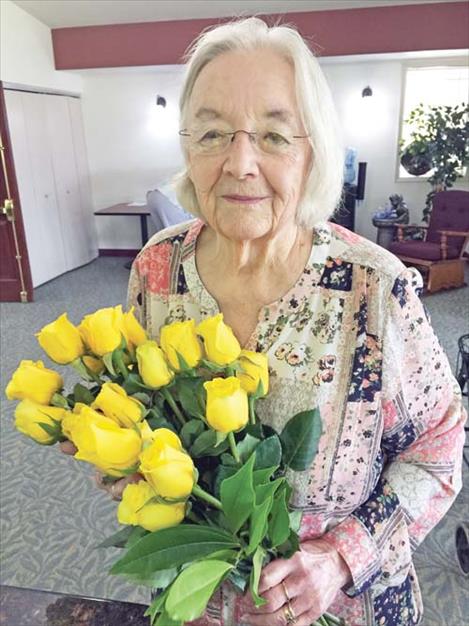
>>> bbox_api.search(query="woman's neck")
[198,221,313,280]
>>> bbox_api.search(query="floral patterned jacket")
[127,219,466,626]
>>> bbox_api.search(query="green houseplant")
[399,102,469,222]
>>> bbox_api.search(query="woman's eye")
[264,132,289,145]
[199,130,224,143]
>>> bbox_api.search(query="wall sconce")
[361,86,373,98]
[156,95,167,107]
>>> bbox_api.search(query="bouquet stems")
[192,484,222,510]
[161,388,186,427]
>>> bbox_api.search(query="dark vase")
[400,149,432,176]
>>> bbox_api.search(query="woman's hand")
[59,440,142,501]
[239,539,351,626]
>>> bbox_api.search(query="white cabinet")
[4,90,97,287]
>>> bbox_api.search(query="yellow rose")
[5,360,63,405]
[78,306,124,356]
[203,377,248,433]
[117,480,185,532]
[82,355,105,375]
[139,428,194,498]
[92,382,145,428]
[236,350,269,396]
[122,307,147,350]
[62,406,142,477]
[36,313,85,364]
[136,341,174,388]
[160,319,202,371]
[14,399,68,445]
[196,313,241,365]
[138,419,156,445]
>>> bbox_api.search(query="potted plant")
[399,102,469,221]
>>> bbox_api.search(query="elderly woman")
[109,18,465,626]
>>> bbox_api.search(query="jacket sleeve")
[323,268,466,596]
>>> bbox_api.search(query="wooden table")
[94,202,151,246]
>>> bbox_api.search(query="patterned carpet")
[1,256,468,625]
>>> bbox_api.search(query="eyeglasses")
[179,128,310,156]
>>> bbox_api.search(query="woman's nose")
[221,132,260,179]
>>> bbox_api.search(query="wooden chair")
[388,190,469,293]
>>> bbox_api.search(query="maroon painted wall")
[52,2,469,70]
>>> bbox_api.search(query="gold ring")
[281,580,290,601]
[284,603,297,625]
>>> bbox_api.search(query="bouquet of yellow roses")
[5,306,343,626]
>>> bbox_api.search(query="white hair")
[173,17,345,228]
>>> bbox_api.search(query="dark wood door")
[0,82,33,302]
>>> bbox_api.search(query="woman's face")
[185,48,312,242]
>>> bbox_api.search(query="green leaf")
[165,560,233,622]
[268,488,291,548]
[254,477,284,505]
[121,567,178,589]
[144,588,169,625]
[289,510,302,534]
[176,378,206,418]
[131,391,152,405]
[97,525,137,549]
[191,430,229,457]
[237,434,261,462]
[110,525,239,579]
[146,414,175,431]
[253,466,277,487]
[50,393,69,409]
[102,352,117,376]
[122,372,150,394]
[276,528,300,559]
[71,358,95,381]
[73,383,95,405]
[213,465,238,498]
[220,453,256,534]
[215,431,228,447]
[253,435,282,469]
[220,453,238,467]
[190,430,217,456]
[249,546,267,608]
[36,421,61,443]
[180,419,205,448]
[280,408,322,471]
[246,496,273,554]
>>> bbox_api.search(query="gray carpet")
[1,256,468,625]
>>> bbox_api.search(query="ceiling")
[12,0,465,29]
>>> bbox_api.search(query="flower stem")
[323,613,344,626]
[248,396,256,425]
[161,388,186,427]
[228,431,241,464]
[192,484,222,510]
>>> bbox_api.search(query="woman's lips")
[221,195,268,204]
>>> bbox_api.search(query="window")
[397,64,469,181]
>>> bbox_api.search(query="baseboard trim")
[98,248,139,257]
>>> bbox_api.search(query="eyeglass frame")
[178,128,310,154]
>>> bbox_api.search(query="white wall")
[322,56,469,242]
[0,0,82,93]
[80,67,185,249]
[80,53,468,250]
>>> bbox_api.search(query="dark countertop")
[0,585,150,626]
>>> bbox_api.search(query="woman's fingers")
[59,440,77,455]
[94,471,143,501]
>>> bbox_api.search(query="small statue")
[374,194,409,223]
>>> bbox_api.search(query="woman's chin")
[214,208,273,242]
